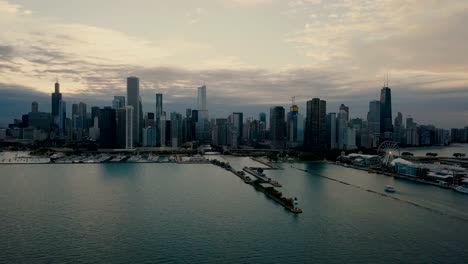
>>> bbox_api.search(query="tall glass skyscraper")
[197,85,207,111]
[127,77,140,145]
[380,84,393,137]
[270,106,286,149]
[156,93,163,146]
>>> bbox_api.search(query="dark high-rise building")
[51,81,62,115]
[99,107,117,148]
[339,104,349,121]
[156,93,163,146]
[380,84,393,137]
[31,101,39,113]
[116,106,133,149]
[91,107,100,122]
[304,98,327,149]
[393,112,404,144]
[213,118,228,146]
[287,102,304,147]
[112,96,126,109]
[229,112,243,146]
[326,113,337,149]
[259,112,267,124]
[270,106,286,148]
[367,100,381,147]
[127,77,140,145]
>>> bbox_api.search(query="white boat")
[385,185,396,193]
[455,186,468,194]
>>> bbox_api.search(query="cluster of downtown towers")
[7,77,464,150]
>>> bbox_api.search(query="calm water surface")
[1,157,468,263]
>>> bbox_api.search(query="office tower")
[287,102,304,147]
[31,101,38,113]
[259,112,267,125]
[51,81,62,117]
[304,98,327,149]
[212,118,228,146]
[339,104,349,121]
[367,100,381,147]
[160,112,167,147]
[393,112,404,144]
[116,106,134,149]
[89,116,100,141]
[156,93,163,146]
[165,119,172,147]
[99,107,117,148]
[346,127,357,150]
[406,116,416,129]
[112,96,126,109]
[127,77,140,145]
[197,85,207,111]
[28,112,52,131]
[78,102,88,130]
[270,106,286,148]
[142,127,156,147]
[91,107,100,122]
[229,112,243,146]
[336,110,347,149]
[145,112,155,128]
[380,84,393,137]
[326,113,337,149]
[170,112,183,148]
[58,100,67,136]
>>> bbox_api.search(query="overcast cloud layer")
[0,0,467,128]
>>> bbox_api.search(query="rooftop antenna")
[290,96,296,106]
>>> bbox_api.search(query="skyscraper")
[380,84,393,137]
[116,106,133,149]
[31,101,38,113]
[339,104,349,121]
[304,98,327,149]
[156,93,163,146]
[287,102,304,147]
[112,96,126,109]
[393,112,404,144]
[51,81,62,128]
[99,107,117,148]
[270,106,286,148]
[326,113,337,149]
[367,100,381,147]
[197,85,207,111]
[229,112,243,146]
[127,77,140,145]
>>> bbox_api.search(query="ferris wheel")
[377,141,400,165]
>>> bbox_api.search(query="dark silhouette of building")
[304,98,327,149]
[99,107,117,148]
[380,83,393,137]
[270,106,286,148]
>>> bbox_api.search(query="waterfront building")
[142,127,156,147]
[337,110,347,149]
[435,128,449,146]
[0,129,6,140]
[326,113,337,149]
[367,100,380,147]
[287,103,304,147]
[116,106,134,149]
[228,112,243,146]
[99,107,117,148]
[31,101,38,113]
[380,84,393,137]
[212,118,229,146]
[304,98,327,149]
[419,125,436,146]
[393,112,404,144]
[112,96,126,109]
[171,112,183,148]
[270,106,286,149]
[156,93,163,146]
[127,77,140,145]
[406,127,419,146]
[88,116,100,141]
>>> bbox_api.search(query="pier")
[211,159,302,214]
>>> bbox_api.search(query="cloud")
[223,0,273,7]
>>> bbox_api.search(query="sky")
[0,0,467,128]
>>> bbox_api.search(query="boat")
[455,186,468,194]
[385,185,396,193]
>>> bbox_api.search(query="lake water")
[401,143,468,157]
[1,157,468,263]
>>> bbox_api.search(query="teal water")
[1,159,468,263]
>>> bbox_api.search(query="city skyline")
[0,0,467,128]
